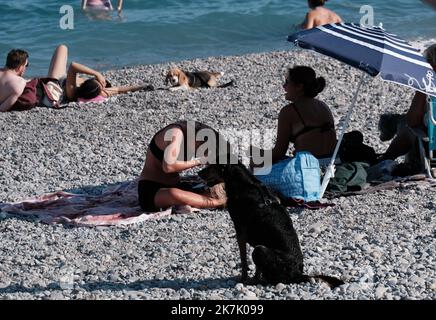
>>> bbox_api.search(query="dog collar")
[258,186,280,208]
[258,198,278,209]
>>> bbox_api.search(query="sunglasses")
[25,62,29,68]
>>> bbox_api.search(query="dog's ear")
[163,68,170,77]
[214,164,227,181]
[237,154,244,164]
[179,71,187,85]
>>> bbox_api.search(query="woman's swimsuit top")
[290,105,335,142]
[148,123,186,162]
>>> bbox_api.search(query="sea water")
[0,0,435,77]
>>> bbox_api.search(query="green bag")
[327,162,369,192]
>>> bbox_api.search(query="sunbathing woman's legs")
[47,45,68,80]
[154,188,226,210]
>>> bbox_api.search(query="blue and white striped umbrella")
[288,22,436,97]
[288,23,436,197]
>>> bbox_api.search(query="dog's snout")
[170,76,178,85]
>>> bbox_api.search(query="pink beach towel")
[77,95,107,104]
[0,180,197,227]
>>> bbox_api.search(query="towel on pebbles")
[0,180,197,227]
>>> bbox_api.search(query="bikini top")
[290,104,335,142]
[149,121,222,162]
[148,123,187,162]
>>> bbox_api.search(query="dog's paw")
[239,272,248,284]
[244,276,262,286]
[169,85,189,91]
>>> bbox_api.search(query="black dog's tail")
[217,80,235,88]
[307,274,345,289]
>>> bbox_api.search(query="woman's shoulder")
[279,103,297,117]
[311,98,330,109]
[155,123,184,139]
[281,103,296,112]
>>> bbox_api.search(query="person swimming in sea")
[422,0,436,10]
[82,0,123,13]
[302,0,342,29]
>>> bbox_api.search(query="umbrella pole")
[320,72,367,198]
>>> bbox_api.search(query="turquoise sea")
[1,0,435,77]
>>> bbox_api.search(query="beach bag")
[40,79,64,108]
[255,151,321,202]
[11,78,40,110]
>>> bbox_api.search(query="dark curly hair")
[287,66,326,98]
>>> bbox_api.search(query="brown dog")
[165,67,223,91]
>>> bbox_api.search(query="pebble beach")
[0,49,435,300]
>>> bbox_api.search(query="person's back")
[303,0,342,29]
[290,98,336,157]
[0,49,29,112]
[0,69,24,103]
[253,65,337,166]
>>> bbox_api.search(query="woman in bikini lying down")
[47,44,150,103]
[138,120,229,212]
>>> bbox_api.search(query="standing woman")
[138,120,228,212]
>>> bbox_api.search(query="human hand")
[194,156,209,166]
[95,73,106,88]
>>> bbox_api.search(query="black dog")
[199,162,344,288]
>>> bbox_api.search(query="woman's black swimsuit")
[138,123,187,212]
[290,105,335,141]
